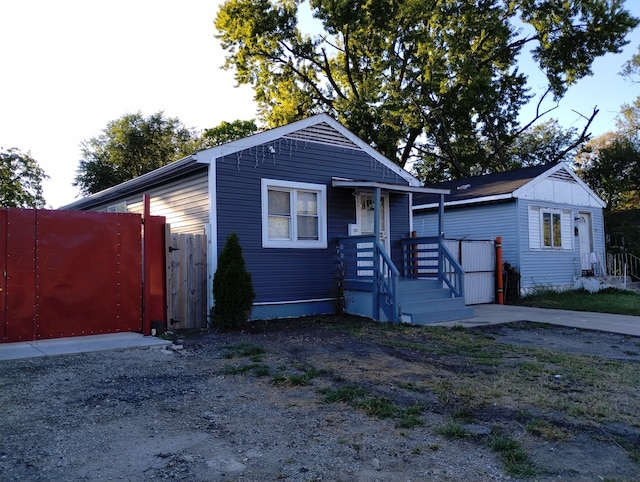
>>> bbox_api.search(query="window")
[261,179,327,248]
[528,206,572,250]
[106,201,127,213]
[542,211,561,248]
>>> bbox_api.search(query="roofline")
[413,193,514,211]
[195,114,420,186]
[61,114,422,210]
[59,154,200,210]
[333,179,449,195]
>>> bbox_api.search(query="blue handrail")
[401,236,464,298]
[338,236,399,322]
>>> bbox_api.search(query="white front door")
[576,212,593,273]
[353,192,390,277]
[356,192,390,252]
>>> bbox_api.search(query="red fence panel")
[4,209,37,342]
[34,210,143,339]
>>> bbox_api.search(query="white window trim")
[541,208,562,249]
[261,178,327,249]
[529,205,572,251]
[106,201,127,213]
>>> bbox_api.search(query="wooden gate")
[443,238,496,304]
[1,208,166,342]
[166,231,208,330]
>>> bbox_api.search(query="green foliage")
[578,136,640,209]
[213,232,255,329]
[487,435,536,478]
[0,147,48,208]
[215,0,637,180]
[74,111,199,195]
[200,119,258,148]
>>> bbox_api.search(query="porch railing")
[337,236,400,322]
[606,251,640,282]
[401,236,464,298]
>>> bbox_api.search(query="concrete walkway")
[0,332,171,361]
[436,304,640,337]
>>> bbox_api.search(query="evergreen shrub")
[213,232,255,329]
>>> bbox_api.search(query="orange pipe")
[496,236,504,304]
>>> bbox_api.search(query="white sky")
[1,0,639,209]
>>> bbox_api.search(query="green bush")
[213,232,255,329]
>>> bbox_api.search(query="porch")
[337,235,474,324]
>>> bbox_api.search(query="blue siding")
[414,199,606,292]
[215,139,411,307]
[413,202,519,267]
[517,199,605,290]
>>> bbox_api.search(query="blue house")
[412,163,607,295]
[63,115,472,325]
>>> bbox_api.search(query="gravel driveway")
[1,316,639,481]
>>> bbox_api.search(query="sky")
[1,0,640,209]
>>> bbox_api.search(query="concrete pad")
[0,332,171,361]
[435,304,640,337]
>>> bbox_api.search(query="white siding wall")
[90,172,209,235]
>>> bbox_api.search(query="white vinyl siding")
[528,206,572,251]
[261,178,327,248]
[90,172,209,235]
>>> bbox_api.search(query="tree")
[215,0,637,181]
[200,119,258,148]
[577,134,639,209]
[0,148,48,208]
[505,119,587,169]
[212,232,255,329]
[74,112,199,195]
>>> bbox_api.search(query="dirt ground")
[1,316,639,481]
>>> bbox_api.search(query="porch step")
[398,279,474,324]
[400,297,474,325]
[398,279,450,302]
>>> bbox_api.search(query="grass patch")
[436,421,468,439]
[222,341,266,359]
[525,419,570,442]
[319,385,425,427]
[272,367,331,386]
[520,287,640,316]
[488,435,536,478]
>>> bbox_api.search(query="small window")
[261,179,327,248]
[529,206,572,250]
[106,201,127,213]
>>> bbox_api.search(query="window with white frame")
[528,206,572,250]
[106,201,128,213]
[261,179,327,248]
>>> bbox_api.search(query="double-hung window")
[528,206,572,250]
[542,211,562,248]
[261,179,327,248]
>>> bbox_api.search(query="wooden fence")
[166,231,208,330]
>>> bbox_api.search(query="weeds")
[222,341,266,359]
[319,385,425,427]
[487,435,536,478]
[436,421,468,439]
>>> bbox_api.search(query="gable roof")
[193,114,419,186]
[61,114,419,210]
[413,163,605,210]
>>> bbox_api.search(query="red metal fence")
[0,208,166,343]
